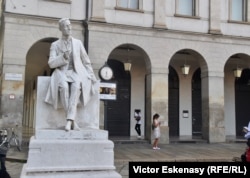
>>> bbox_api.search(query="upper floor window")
[230,0,248,21]
[176,0,198,17]
[117,0,139,9]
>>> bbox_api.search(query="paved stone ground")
[6,142,247,178]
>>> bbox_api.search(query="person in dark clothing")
[0,169,11,178]
[0,130,8,171]
[134,110,142,139]
[0,129,11,177]
[0,153,7,171]
[241,138,250,162]
[241,122,250,162]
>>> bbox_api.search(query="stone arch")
[224,53,250,140]
[1,18,64,129]
[23,37,58,128]
[169,48,208,140]
[88,31,158,74]
[100,43,150,138]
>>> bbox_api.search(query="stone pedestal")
[21,130,121,178]
[21,77,121,178]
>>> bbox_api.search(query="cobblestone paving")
[6,142,246,178]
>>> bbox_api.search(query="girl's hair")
[153,113,159,119]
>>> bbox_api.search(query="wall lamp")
[178,51,190,76]
[124,47,132,71]
[233,67,242,78]
[124,62,132,71]
[181,64,190,75]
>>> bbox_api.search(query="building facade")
[1,0,250,144]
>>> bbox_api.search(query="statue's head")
[58,18,70,31]
[58,18,72,36]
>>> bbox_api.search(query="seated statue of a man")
[45,18,97,131]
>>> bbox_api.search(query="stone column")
[154,0,167,29]
[90,0,106,22]
[247,2,250,22]
[209,0,222,34]
[146,69,169,144]
[201,71,225,143]
[179,74,192,137]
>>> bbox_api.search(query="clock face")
[100,66,113,80]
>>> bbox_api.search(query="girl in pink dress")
[152,113,161,150]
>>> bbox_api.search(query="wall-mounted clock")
[99,63,113,81]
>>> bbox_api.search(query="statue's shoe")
[65,121,72,131]
[73,121,80,131]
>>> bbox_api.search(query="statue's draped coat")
[45,37,96,109]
